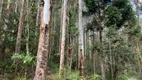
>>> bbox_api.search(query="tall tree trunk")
[0,0,3,20]
[34,0,52,80]
[14,0,18,25]
[108,37,113,80]
[59,0,68,78]
[15,0,24,54]
[78,0,85,78]
[36,0,40,26]
[15,0,18,12]
[25,0,30,73]
[26,0,30,54]
[14,0,24,73]
[67,24,72,73]
[91,31,95,74]
[99,29,105,80]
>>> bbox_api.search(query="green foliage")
[53,0,62,11]
[11,53,34,64]
[117,75,128,80]
[93,74,101,80]
[84,0,110,14]
[0,0,141,79]
[103,26,139,79]
[68,7,78,36]
[91,40,103,53]
[113,0,135,28]
[106,26,117,38]
[0,58,15,73]
[128,26,141,40]
[13,76,27,80]
[65,71,79,80]
[11,53,35,77]
[106,6,122,28]
[53,71,79,80]
[84,0,136,31]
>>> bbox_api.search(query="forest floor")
[128,77,137,80]
[128,75,142,80]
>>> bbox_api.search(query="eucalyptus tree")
[78,0,85,78]
[59,0,68,77]
[34,0,52,80]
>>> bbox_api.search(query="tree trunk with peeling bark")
[34,0,52,80]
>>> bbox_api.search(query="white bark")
[79,0,84,57]
[78,0,85,77]
[43,0,51,24]
[59,0,68,76]
[15,0,18,12]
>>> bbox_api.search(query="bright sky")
[131,0,142,18]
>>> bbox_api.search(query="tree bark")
[99,29,105,80]
[59,0,68,77]
[26,0,30,54]
[0,34,6,60]
[67,24,72,73]
[91,31,95,74]
[34,0,52,80]
[0,0,3,20]
[15,0,18,12]
[78,0,85,78]
[36,0,40,26]
[15,0,24,54]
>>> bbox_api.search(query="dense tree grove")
[0,0,142,80]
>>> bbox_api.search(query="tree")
[0,0,142,79]
[0,0,3,20]
[34,0,52,80]
[59,0,68,77]
[84,0,135,80]
[15,0,24,54]
[78,0,85,78]
[36,0,40,26]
